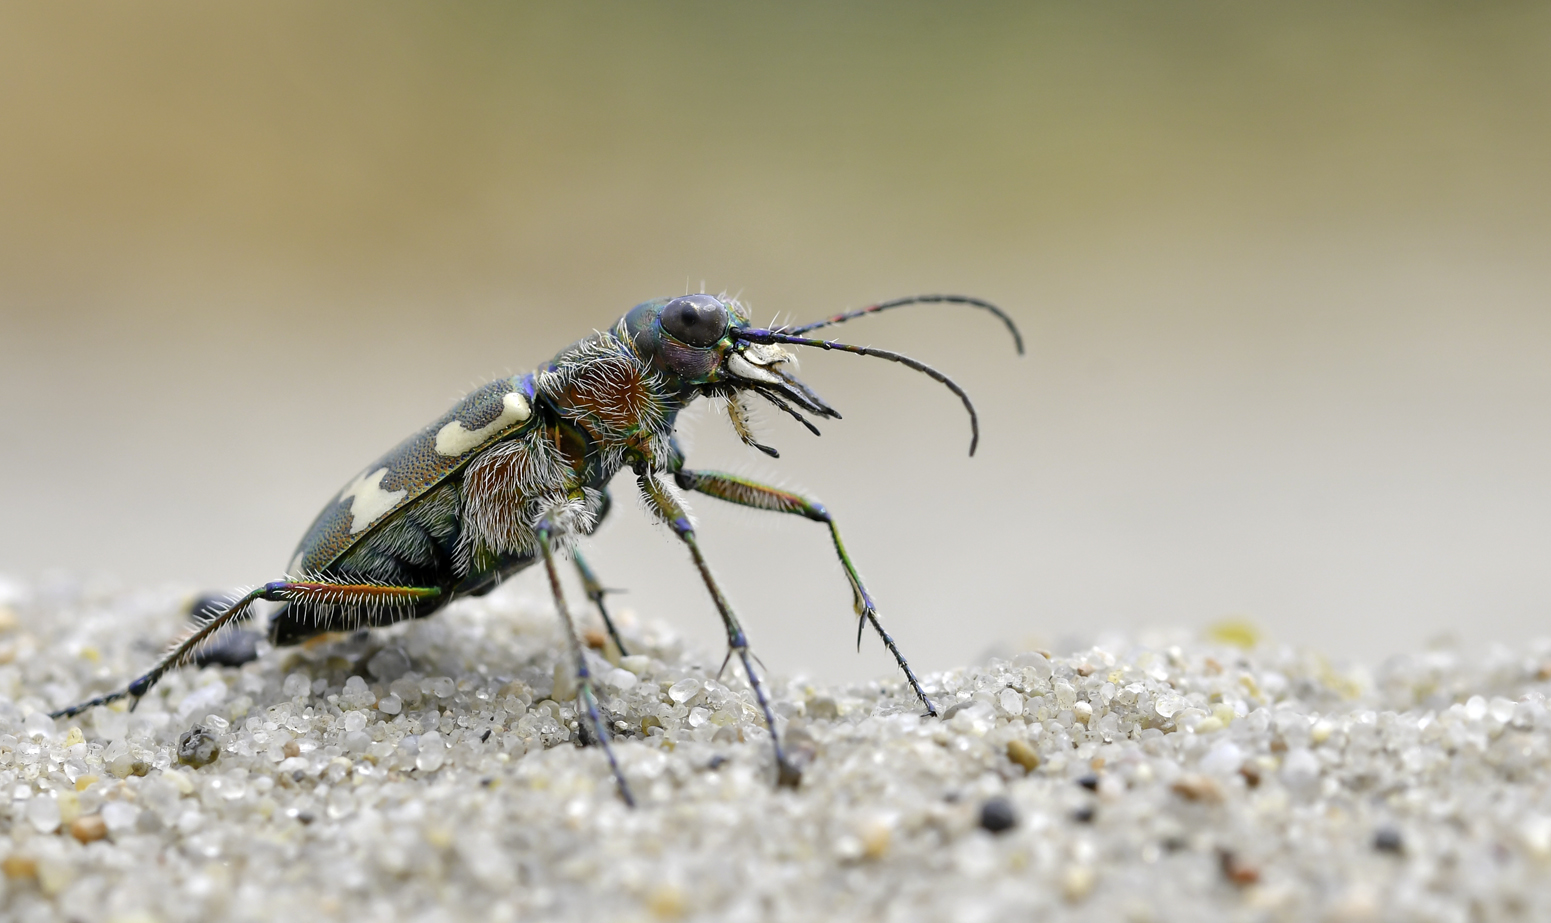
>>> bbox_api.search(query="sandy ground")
[1,575,1550,923]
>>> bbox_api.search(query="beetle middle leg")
[535,521,635,807]
[636,469,801,788]
[572,551,629,657]
[570,489,629,656]
[673,469,938,717]
[51,581,443,719]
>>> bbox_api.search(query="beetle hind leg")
[51,581,442,720]
[186,594,263,668]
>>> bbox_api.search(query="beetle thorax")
[535,330,681,463]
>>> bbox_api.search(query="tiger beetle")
[54,293,1023,805]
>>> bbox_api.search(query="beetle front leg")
[636,469,801,788]
[51,581,442,719]
[673,469,938,717]
[536,523,636,807]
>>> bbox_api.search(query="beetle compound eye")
[660,295,729,348]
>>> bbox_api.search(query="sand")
[1,574,1549,923]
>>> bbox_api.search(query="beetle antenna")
[737,330,984,455]
[783,294,1024,356]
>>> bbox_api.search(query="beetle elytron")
[55,293,1022,805]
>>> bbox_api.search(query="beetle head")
[623,294,838,422]
[623,291,1023,457]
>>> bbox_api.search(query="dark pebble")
[177,725,221,768]
[1076,773,1099,791]
[1374,826,1404,854]
[979,796,1018,834]
[1071,805,1096,824]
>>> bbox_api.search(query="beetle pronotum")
[55,294,1022,805]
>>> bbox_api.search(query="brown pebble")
[1006,739,1041,773]
[283,739,302,759]
[1218,848,1260,885]
[1171,774,1223,803]
[70,814,108,844]
[1,855,37,880]
[1076,663,1096,676]
[647,882,686,919]
[582,628,608,650]
[1239,764,1262,788]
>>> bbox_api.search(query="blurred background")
[3,2,1551,683]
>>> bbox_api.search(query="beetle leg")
[50,581,441,720]
[572,550,629,658]
[186,593,263,668]
[536,523,635,807]
[672,469,938,718]
[636,470,801,788]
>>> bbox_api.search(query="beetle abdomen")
[289,373,541,576]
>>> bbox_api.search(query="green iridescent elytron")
[55,293,1023,805]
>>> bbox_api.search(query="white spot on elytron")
[339,467,408,535]
[434,391,531,457]
[726,351,780,384]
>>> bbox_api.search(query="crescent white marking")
[339,467,408,535]
[434,391,532,457]
[726,351,781,384]
[740,343,791,367]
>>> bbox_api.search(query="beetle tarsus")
[866,610,937,717]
